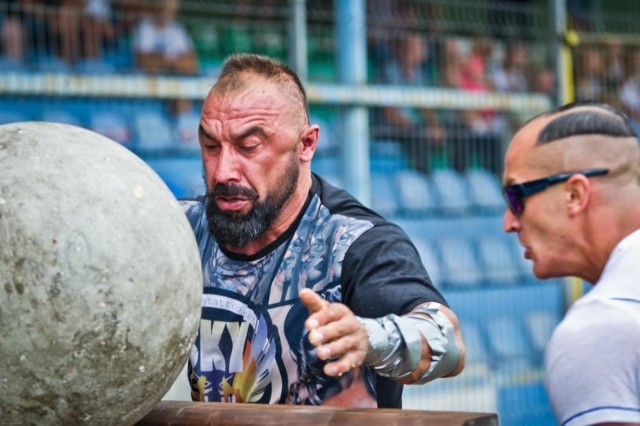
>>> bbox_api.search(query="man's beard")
[205,157,300,248]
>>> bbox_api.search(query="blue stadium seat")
[35,55,71,73]
[431,168,472,214]
[465,168,504,213]
[506,235,537,282]
[525,309,560,359]
[437,236,483,288]
[393,169,438,215]
[89,111,132,147]
[134,111,174,150]
[0,110,29,124]
[0,57,26,72]
[75,58,117,75]
[411,237,442,288]
[485,315,535,372]
[476,235,521,286]
[498,382,556,426]
[310,114,337,157]
[174,110,200,152]
[145,158,204,198]
[370,139,409,174]
[458,321,491,381]
[311,155,341,184]
[40,110,82,127]
[369,172,399,217]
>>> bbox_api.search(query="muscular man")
[180,53,465,407]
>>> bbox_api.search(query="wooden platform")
[137,401,498,426]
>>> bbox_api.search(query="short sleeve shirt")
[545,230,640,426]
[179,174,445,407]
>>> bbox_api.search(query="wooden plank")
[137,401,498,426]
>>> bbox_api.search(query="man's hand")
[299,288,369,377]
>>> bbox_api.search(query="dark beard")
[205,157,299,248]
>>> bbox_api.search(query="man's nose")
[213,146,241,184]
[503,208,520,233]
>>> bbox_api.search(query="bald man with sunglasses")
[502,101,640,426]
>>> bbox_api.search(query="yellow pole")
[559,20,584,306]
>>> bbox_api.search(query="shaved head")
[507,102,640,185]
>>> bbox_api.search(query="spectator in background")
[620,47,640,125]
[488,0,535,40]
[132,0,198,75]
[83,0,114,60]
[454,36,504,174]
[1,2,26,61]
[490,41,529,93]
[490,41,531,139]
[1,0,55,62]
[367,0,417,67]
[531,66,556,97]
[55,0,114,63]
[575,45,604,101]
[375,32,446,174]
[604,37,625,91]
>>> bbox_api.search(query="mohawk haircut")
[214,53,309,123]
[537,101,637,145]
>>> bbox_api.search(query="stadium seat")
[0,57,26,72]
[0,111,29,125]
[465,168,505,213]
[75,58,117,75]
[393,169,438,215]
[457,321,491,379]
[498,382,556,426]
[370,139,409,174]
[310,114,337,157]
[369,172,399,218]
[485,315,535,372]
[506,235,536,281]
[436,236,483,288]
[431,168,472,214]
[476,236,521,285]
[35,55,71,73]
[133,111,174,150]
[411,237,442,287]
[311,155,340,179]
[174,110,200,152]
[525,309,560,358]
[40,110,82,127]
[145,158,203,198]
[89,111,132,147]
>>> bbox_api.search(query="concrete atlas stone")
[0,122,203,425]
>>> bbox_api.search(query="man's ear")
[566,174,591,217]
[299,125,319,162]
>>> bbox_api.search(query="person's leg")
[1,18,25,60]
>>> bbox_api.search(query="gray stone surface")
[0,122,202,425]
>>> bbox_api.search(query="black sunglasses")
[503,168,609,215]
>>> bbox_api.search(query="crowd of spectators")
[573,38,640,133]
[369,28,555,174]
[0,0,199,74]
[3,0,638,174]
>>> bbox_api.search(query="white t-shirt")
[545,229,640,426]
[133,17,194,60]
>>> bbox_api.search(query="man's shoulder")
[312,173,388,225]
[550,297,640,352]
